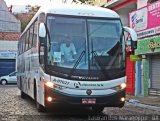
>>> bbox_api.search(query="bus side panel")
[25,49,36,99]
[31,46,45,106]
[37,68,45,106]
[17,54,22,90]
[17,54,26,92]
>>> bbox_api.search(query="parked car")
[0,71,17,85]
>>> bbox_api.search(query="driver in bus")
[60,34,77,64]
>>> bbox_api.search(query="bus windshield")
[46,15,124,80]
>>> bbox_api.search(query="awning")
[104,0,137,10]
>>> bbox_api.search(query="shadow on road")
[21,95,106,120]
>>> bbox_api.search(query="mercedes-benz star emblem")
[86,89,92,95]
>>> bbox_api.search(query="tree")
[15,5,40,32]
[15,13,34,32]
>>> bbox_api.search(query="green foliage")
[21,20,30,32]
[20,14,34,32]
[18,6,40,32]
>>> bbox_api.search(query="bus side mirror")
[39,23,46,45]
[123,26,137,50]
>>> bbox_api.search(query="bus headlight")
[120,83,126,89]
[47,96,53,102]
[45,81,66,90]
[45,81,54,88]
[113,83,126,91]
[120,97,125,102]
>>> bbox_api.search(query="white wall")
[0,41,18,59]
[116,9,129,26]
[115,3,137,26]
[137,0,148,9]
[0,41,18,50]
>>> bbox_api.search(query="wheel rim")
[1,80,7,85]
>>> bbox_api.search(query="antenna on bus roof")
[62,0,76,4]
[62,0,67,3]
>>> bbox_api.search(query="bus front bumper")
[44,86,126,108]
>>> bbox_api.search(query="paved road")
[0,85,160,121]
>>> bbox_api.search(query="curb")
[126,100,160,112]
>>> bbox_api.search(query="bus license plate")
[82,98,96,104]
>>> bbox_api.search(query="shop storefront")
[136,36,160,96]
[0,0,20,77]
[0,41,18,77]
[129,0,160,96]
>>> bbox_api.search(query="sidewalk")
[126,95,160,111]
[126,95,160,107]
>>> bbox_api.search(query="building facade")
[134,0,160,96]
[102,0,137,95]
[101,0,160,96]
[136,36,160,96]
[0,0,21,77]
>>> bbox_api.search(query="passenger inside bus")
[60,34,77,65]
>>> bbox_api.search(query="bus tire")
[92,106,104,114]
[34,80,46,112]
[21,91,27,99]
[118,103,124,108]
[36,102,46,112]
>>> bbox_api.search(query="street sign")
[130,55,142,61]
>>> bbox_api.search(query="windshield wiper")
[68,50,86,77]
[91,50,98,65]
[91,50,110,79]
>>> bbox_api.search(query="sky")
[4,0,74,13]
[4,0,70,6]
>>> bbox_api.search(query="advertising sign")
[129,0,160,38]
[0,50,17,59]
[130,55,142,61]
[135,35,160,55]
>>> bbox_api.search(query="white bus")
[17,3,137,113]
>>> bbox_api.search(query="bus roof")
[40,4,120,18]
[22,3,120,36]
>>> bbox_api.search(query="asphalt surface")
[0,85,160,121]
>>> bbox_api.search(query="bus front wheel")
[34,81,46,112]
[36,101,46,112]
[92,106,104,114]
[21,91,27,99]
[118,103,125,108]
